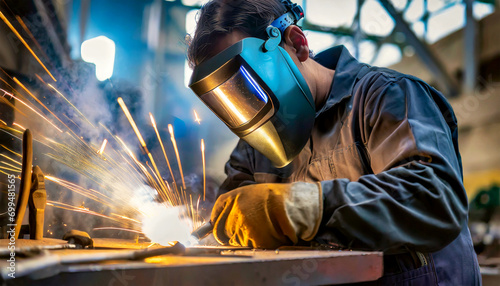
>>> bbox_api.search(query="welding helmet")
[189,1,314,167]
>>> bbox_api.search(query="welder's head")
[188,0,315,168]
[187,0,288,67]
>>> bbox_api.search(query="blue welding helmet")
[189,1,314,167]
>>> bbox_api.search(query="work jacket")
[218,46,481,285]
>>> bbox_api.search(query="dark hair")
[187,0,286,67]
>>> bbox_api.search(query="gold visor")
[200,66,269,128]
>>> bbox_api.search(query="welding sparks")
[46,200,140,228]
[12,123,25,130]
[0,88,63,132]
[0,11,56,81]
[193,109,201,124]
[117,97,146,148]
[0,161,21,172]
[201,139,206,201]
[0,144,23,158]
[0,166,20,172]
[0,154,21,165]
[168,124,186,189]
[45,175,116,209]
[12,78,72,133]
[0,25,208,244]
[48,84,95,128]
[149,113,177,190]
[0,161,20,169]
[110,213,141,224]
[117,98,173,204]
[97,139,108,154]
[11,77,71,132]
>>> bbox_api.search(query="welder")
[187,0,481,284]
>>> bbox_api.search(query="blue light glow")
[239,66,268,103]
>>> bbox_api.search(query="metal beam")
[353,0,364,59]
[302,21,387,43]
[378,0,459,97]
[464,0,478,93]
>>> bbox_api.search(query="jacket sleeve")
[218,139,257,196]
[317,76,468,254]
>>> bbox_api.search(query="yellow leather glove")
[211,182,323,249]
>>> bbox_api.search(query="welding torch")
[190,221,213,241]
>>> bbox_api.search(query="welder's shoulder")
[358,65,440,98]
[356,65,457,126]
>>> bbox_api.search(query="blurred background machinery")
[1,0,500,284]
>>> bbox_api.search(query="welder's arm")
[215,142,325,249]
[317,77,468,254]
[218,140,257,194]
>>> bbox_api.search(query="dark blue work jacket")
[219,46,481,285]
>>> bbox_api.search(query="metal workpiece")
[14,129,33,240]
[29,166,47,240]
[0,246,383,285]
[0,241,186,280]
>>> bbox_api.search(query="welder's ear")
[283,26,310,62]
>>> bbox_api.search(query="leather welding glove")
[211,182,323,249]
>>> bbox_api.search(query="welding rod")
[14,129,33,239]
[190,221,213,241]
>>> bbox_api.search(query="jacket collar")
[314,45,368,115]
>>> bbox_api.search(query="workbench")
[1,239,383,285]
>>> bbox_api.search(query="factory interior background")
[1,0,500,284]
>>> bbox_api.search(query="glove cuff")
[284,182,323,241]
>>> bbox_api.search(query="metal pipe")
[464,0,478,93]
[14,129,33,239]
